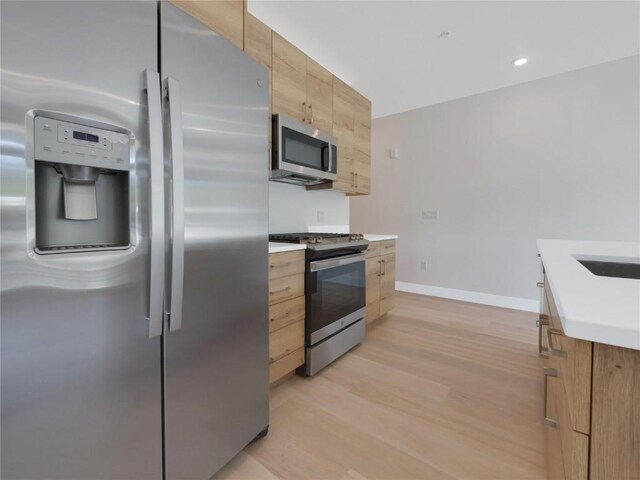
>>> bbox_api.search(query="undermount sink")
[577,258,640,280]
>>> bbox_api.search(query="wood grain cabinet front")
[268,250,306,385]
[364,240,396,326]
[541,269,640,480]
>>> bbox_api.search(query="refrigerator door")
[0,2,163,479]
[161,3,270,479]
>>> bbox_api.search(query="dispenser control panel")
[34,116,130,171]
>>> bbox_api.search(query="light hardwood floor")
[214,291,546,480]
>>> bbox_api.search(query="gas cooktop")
[269,232,365,245]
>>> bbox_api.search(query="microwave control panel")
[34,116,130,171]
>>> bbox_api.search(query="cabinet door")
[332,76,356,192]
[379,252,396,315]
[306,57,333,133]
[272,33,307,122]
[365,257,381,306]
[243,12,272,68]
[545,364,567,480]
[352,91,371,194]
[171,0,244,50]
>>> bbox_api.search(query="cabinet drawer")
[365,300,380,325]
[545,282,592,435]
[365,241,381,259]
[269,250,305,280]
[269,274,304,305]
[269,320,304,363]
[379,240,396,256]
[269,296,305,333]
[269,348,304,384]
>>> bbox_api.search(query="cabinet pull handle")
[351,171,356,187]
[355,172,359,188]
[537,314,550,357]
[309,104,313,124]
[302,102,307,122]
[547,327,567,358]
[381,259,386,276]
[537,282,545,288]
[543,366,558,428]
[377,259,383,276]
[272,285,291,295]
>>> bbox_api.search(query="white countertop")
[537,239,640,350]
[364,234,399,242]
[268,242,306,254]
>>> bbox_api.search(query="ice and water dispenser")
[33,115,131,253]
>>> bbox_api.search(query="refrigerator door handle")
[164,76,185,332]
[145,69,165,338]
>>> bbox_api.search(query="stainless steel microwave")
[271,114,337,186]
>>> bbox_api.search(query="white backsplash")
[269,182,350,233]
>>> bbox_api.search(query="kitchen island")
[537,239,640,480]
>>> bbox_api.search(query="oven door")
[274,114,338,182]
[307,253,366,345]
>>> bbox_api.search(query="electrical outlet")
[316,210,325,222]
[422,210,439,220]
[420,260,427,271]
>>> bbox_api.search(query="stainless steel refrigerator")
[0,2,270,479]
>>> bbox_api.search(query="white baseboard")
[395,281,539,313]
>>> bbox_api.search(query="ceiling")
[248,1,640,118]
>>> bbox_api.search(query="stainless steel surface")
[537,281,545,288]
[309,253,365,272]
[163,76,185,332]
[161,4,269,479]
[546,328,567,358]
[272,113,338,185]
[543,366,559,428]
[306,319,365,376]
[1,2,162,479]
[146,68,166,339]
[310,307,366,345]
[307,239,370,252]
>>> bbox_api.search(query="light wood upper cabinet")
[320,76,371,195]
[353,90,372,195]
[272,34,334,133]
[243,11,272,68]
[171,0,244,50]
[306,58,333,133]
[332,76,356,192]
[272,33,308,123]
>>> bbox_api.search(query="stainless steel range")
[269,233,369,375]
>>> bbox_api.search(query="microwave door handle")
[164,77,185,333]
[145,69,165,339]
[328,143,333,174]
[321,144,330,172]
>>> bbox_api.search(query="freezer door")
[0,2,163,479]
[161,3,270,479]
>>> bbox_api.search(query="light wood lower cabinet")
[541,268,640,480]
[365,240,396,326]
[268,250,305,385]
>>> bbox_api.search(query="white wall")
[269,182,349,233]
[351,56,640,303]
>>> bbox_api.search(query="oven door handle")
[310,253,365,272]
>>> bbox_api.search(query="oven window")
[307,260,365,334]
[282,127,331,172]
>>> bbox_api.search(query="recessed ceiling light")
[512,57,528,67]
